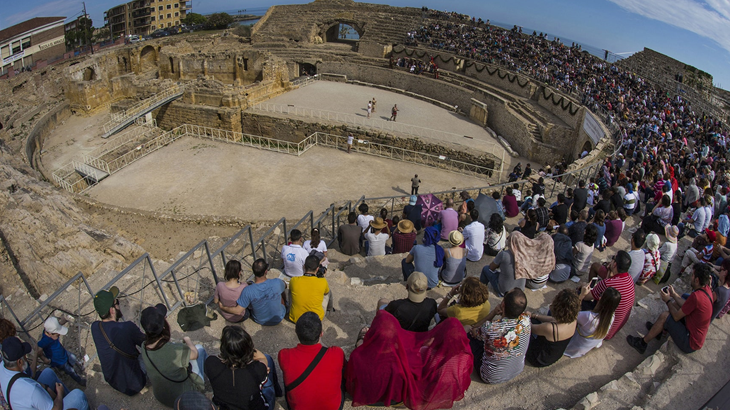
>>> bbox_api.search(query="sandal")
[355,326,370,348]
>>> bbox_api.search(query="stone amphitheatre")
[1,0,729,409]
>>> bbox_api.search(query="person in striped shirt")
[581,250,635,340]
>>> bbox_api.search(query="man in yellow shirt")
[289,255,332,323]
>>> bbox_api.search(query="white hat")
[44,317,68,335]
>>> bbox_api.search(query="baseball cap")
[94,286,120,317]
[407,271,428,303]
[140,303,168,336]
[43,317,68,336]
[1,337,31,362]
[409,195,418,206]
[174,391,215,410]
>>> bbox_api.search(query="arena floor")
[86,136,491,220]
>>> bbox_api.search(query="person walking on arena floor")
[411,174,421,196]
[390,104,399,121]
[347,134,354,154]
[367,101,372,119]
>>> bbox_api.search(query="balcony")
[134,18,151,27]
[132,8,152,18]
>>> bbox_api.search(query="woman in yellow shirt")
[437,277,490,326]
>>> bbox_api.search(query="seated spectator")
[173,391,216,410]
[205,326,280,409]
[642,195,673,236]
[503,188,519,218]
[439,198,459,240]
[517,209,539,239]
[289,256,332,323]
[591,190,612,218]
[549,225,573,283]
[627,229,647,282]
[609,187,624,211]
[636,233,661,285]
[711,260,730,320]
[550,194,569,225]
[365,218,390,256]
[279,312,345,410]
[281,229,309,279]
[573,180,588,212]
[356,203,374,234]
[583,250,635,340]
[493,192,506,220]
[91,286,147,396]
[338,212,361,256]
[526,289,579,367]
[379,271,437,332]
[624,183,639,216]
[402,226,443,289]
[603,211,623,247]
[466,288,531,384]
[535,198,550,231]
[513,184,523,204]
[346,310,471,409]
[484,213,507,256]
[461,209,485,261]
[592,210,606,251]
[568,210,589,245]
[680,230,715,275]
[392,219,417,254]
[303,227,328,261]
[379,208,394,233]
[38,317,86,385]
[214,260,248,323]
[480,244,526,297]
[218,258,287,326]
[140,304,207,407]
[441,231,467,286]
[458,191,474,223]
[403,196,423,231]
[0,337,89,410]
[572,224,598,277]
[628,263,714,354]
[654,225,679,283]
[564,287,620,358]
[564,188,574,210]
[437,277,490,326]
[712,215,729,260]
[519,190,533,214]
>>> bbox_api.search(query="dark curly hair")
[458,277,490,308]
[0,319,16,343]
[550,289,580,324]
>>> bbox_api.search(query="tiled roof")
[0,17,66,44]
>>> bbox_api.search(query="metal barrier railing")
[102,85,184,134]
[250,102,503,154]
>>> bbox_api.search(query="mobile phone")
[661,286,669,293]
[589,277,599,289]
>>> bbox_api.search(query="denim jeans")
[189,345,208,381]
[402,258,415,281]
[480,266,503,297]
[36,368,89,410]
[262,354,282,408]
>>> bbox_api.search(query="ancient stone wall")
[155,102,243,133]
[536,88,582,129]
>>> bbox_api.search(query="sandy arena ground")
[86,136,492,221]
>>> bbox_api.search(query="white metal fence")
[101,85,184,134]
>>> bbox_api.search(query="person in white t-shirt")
[460,209,485,262]
[364,218,390,256]
[281,229,309,279]
[347,134,354,154]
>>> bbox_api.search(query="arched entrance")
[323,22,362,43]
[580,140,593,157]
[82,67,96,81]
[139,46,157,71]
[299,63,316,77]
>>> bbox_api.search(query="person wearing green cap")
[90,286,147,396]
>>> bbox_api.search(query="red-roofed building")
[1,17,66,75]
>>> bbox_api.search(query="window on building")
[21,37,31,49]
[11,41,20,54]
[167,13,171,18]
[151,16,155,21]
[158,5,163,10]
[174,3,178,7]
[167,4,171,9]
[1,46,9,58]
[174,12,178,16]
[174,20,179,25]
[167,22,171,27]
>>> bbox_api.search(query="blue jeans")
[262,354,281,408]
[480,266,503,297]
[36,368,89,410]
[402,258,415,281]
[189,345,208,381]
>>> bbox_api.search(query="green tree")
[182,12,207,26]
[207,13,234,30]
[93,27,110,43]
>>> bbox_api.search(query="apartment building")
[1,17,66,74]
[105,0,188,38]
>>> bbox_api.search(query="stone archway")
[322,21,363,43]
[139,45,157,71]
[82,67,96,81]
[580,140,593,157]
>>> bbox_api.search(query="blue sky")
[3,0,730,88]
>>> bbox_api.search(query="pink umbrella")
[416,194,443,227]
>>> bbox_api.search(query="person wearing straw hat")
[440,231,467,286]
[392,219,417,254]
[378,272,437,332]
[365,217,390,256]
[90,286,148,396]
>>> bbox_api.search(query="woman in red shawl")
[346,311,472,410]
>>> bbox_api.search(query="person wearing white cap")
[38,317,86,386]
